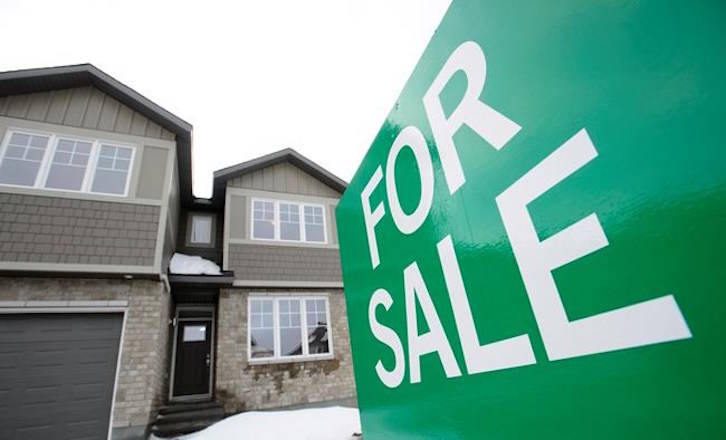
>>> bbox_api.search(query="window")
[248,296,332,361]
[45,138,92,191]
[250,198,327,244]
[278,299,303,356]
[0,129,135,196]
[91,144,133,195]
[304,205,325,243]
[279,202,300,241]
[249,299,274,359]
[306,298,330,354]
[252,200,275,240]
[183,325,207,342]
[190,214,213,245]
[0,132,50,186]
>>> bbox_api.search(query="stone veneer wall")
[215,288,356,413]
[0,277,171,436]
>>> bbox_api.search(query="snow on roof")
[169,253,222,276]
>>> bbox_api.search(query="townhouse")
[0,64,355,439]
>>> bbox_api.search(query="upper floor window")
[251,198,327,244]
[45,138,92,191]
[0,129,134,196]
[190,214,213,245]
[0,132,50,186]
[91,144,133,195]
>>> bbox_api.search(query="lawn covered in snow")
[161,406,361,440]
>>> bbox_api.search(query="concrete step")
[157,406,225,423]
[158,401,221,415]
[151,401,226,438]
[150,417,224,438]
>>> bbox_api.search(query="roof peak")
[212,148,347,202]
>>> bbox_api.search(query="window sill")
[0,184,161,205]
[247,354,335,366]
[229,238,338,249]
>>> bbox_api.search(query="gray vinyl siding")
[229,195,247,240]
[0,86,175,140]
[228,243,342,282]
[0,192,159,266]
[162,159,180,271]
[227,162,341,198]
[136,146,170,200]
[327,203,339,245]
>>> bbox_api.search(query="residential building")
[0,64,355,439]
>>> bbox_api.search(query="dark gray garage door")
[0,313,123,440]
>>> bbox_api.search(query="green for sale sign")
[336,0,725,438]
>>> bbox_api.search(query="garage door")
[0,313,123,440]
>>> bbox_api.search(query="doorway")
[169,305,215,401]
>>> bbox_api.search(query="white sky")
[0,0,451,198]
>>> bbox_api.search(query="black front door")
[172,319,212,398]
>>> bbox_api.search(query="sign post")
[336,0,726,438]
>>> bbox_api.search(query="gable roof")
[0,63,195,205]
[212,148,347,203]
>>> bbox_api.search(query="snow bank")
[169,253,222,276]
[174,406,361,440]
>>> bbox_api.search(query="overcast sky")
[0,0,451,198]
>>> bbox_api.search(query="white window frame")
[189,213,214,245]
[247,294,334,363]
[0,128,136,197]
[250,197,328,244]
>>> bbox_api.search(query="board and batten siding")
[227,161,341,198]
[0,86,175,140]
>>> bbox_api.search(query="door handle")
[206,353,211,367]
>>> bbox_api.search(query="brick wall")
[0,192,160,266]
[0,277,171,433]
[228,244,342,281]
[215,288,356,413]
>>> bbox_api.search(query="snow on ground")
[153,406,361,440]
[169,253,222,275]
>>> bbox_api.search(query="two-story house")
[0,65,355,440]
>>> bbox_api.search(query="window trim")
[247,294,334,364]
[0,128,136,197]
[186,212,216,247]
[249,197,328,244]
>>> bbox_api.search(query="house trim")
[0,184,163,205]
[232,280,343,288]
[152,145,176,273]
[227,186,340,205]
[228,238,339,249]
[0,262,157,274]
[223,188,231,271]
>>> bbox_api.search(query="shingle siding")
[228,243,342,282]
[0,192,160,266]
